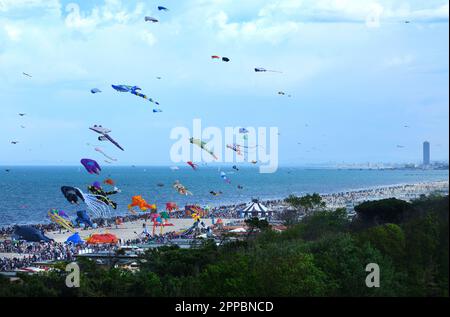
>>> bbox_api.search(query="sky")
[0,0,448,166]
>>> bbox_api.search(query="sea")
[0,166,448,227]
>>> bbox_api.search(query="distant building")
[423,141,430,166]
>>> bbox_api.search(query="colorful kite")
[90,125,124,151]
[187,161,198,170]
[166,202,179,212]
[173,180,193,196]
[48,209,74,232]
[189,137,218,160]
[88,181,119,210]
[112,85,160,105]
[104,178,115,186]
[81,158,101,174]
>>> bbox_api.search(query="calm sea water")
[0,166,448,226]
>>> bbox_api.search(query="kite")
[220,171,231,184]
[75,210,94,228]
[166,202,178,212]
[239,128,249,134]
[237,185,244,189]
[48,209,74,232]
[90,125,124,151]
[86,233,118,244]
[95,147,118,161]
[61,186,111,219]
[396,145,405,148]
[112,85,160,105]
[157,183,165,187]
[254,67,282,73]
[81,158,101,174]
[251,160,258,164]
[210,191,223,196]
[232,165,239,171]
[11,141,18,145]
[104,160,112,164]
[173,180,193,196]
[128,195,156,214]
[20,125,25,129]
[187,161,198,170]
[61,186,84,204]
[211,55,230,62]
[227,144,243,156]
[104,178,115,186]
[145,16,159,22]
[88,181,119,210]
[153,109,163,113]
[18,113,26,116]
[90,88,101,94]
[13,226,52,242]
[22,72,32,78]
[189,137,218,160]
[158,6,169,11]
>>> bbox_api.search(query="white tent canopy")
[239,200,272,219]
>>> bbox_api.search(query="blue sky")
[0,0,448,166]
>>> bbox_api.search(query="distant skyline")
[0,0,449,166]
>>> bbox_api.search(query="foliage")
[0,195,448,297]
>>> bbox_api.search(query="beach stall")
[239,200,272,219]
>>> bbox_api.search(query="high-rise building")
[423,141,430,166]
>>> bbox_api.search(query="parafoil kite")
[187,161,198,170]
[173,180,193,196]
[158,6,169,11]
[81,158,101,174]
[90,88,101,94]
[112,85,160,105]
[145,16,159,22]
[189,137,218,160]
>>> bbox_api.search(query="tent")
[86,233,118,244]
[66,232,84,244]
[239,199,272,219]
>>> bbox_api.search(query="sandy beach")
[45,218,240,243]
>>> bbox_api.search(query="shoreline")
[0,179,447,231]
